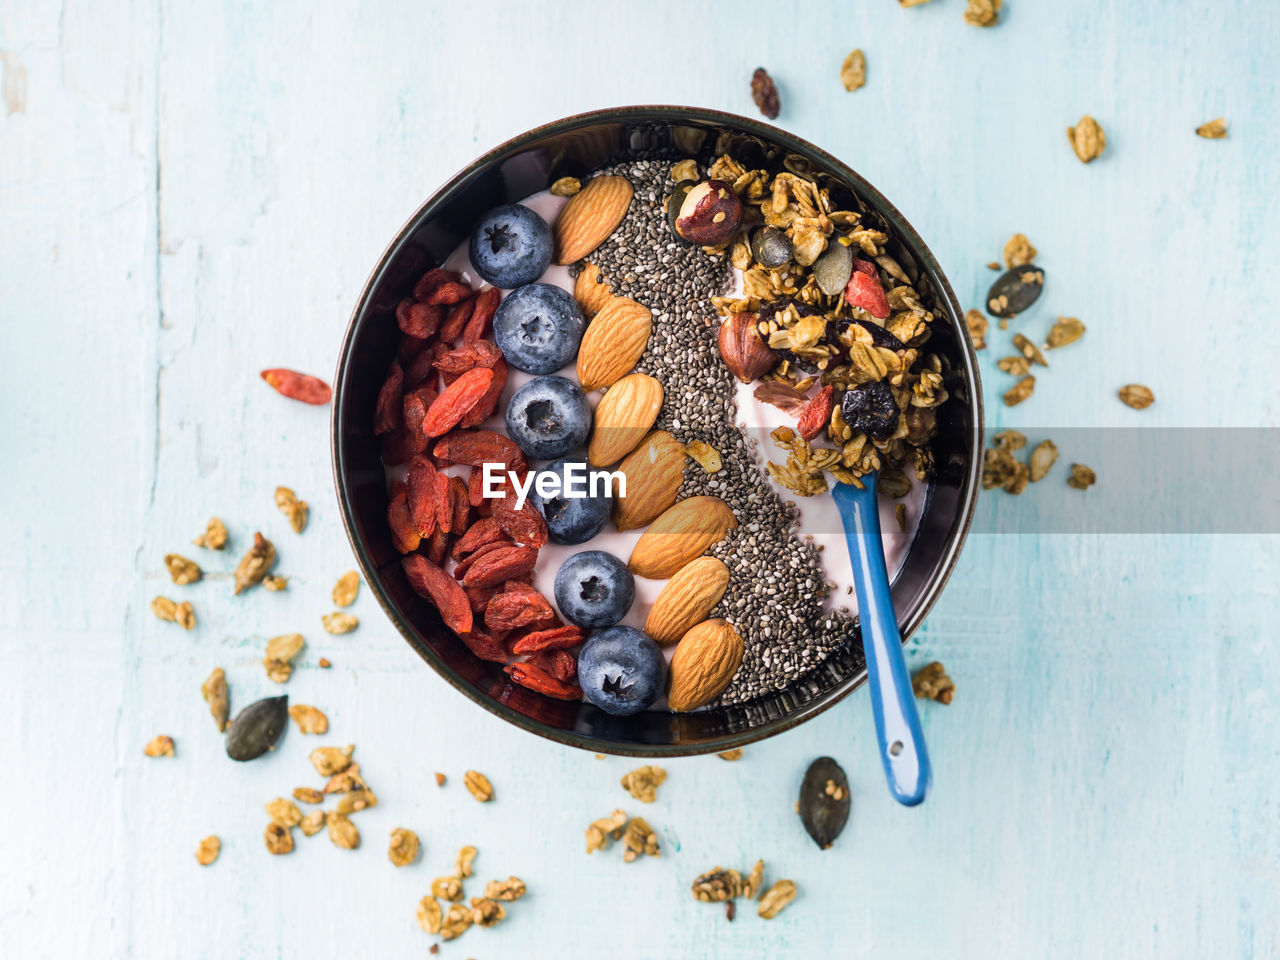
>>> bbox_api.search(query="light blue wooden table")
[4,2,1278,957]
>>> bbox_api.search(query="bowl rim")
[331,104,984,757]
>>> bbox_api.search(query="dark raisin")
[751,67,780,120]
[225,695,289,761]
[840,380,900,441]
[836,317,905,352]
[799,756,851,849]
[985,264,1045,318]
[750,226,792,268]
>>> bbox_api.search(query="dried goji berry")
[451,516,508,560]
[526,649,577,683]
[460,544,538,589]
[421,367,494,438]
[484,588,555,633]
[448,475,470,533]
[458,357,507,428]
[387,489,421,554]
[380,426,418,466]
[429,471,452,534]
[433,341,503,376]
[404,342,443,390]
[451,539,512,580]
[796,384,836,441]
[398,332,433,365]
[462,287,501,343]
[412,268,457,301]
[402,384,439,448]
[373,360,405,435]
[503,661,581,700]
[509,624,585,654]
[432,430,526,472]
[464,582,501,614]
[402,554,472,636]
[459,626,508,663]
[845,265,890,320]
[468,465,487,509]
[260,369,331,405]
[425,280,471,306]
[396,298,443,339]
[439,294,475,342]
[406,455,441,537]
[492,491,549,549]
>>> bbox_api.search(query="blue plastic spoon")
[830,473,932,806]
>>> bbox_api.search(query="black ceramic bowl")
[332,106,982,757]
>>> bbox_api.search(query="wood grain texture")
[2,1,1278,957]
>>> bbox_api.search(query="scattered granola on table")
[264,822,294,855]
[1028,439,1059,482]
[965,308,987,350]
[299,810,325,836]
[151,596,195,629]
[294,786,324,804]
[263,574,287,591]
[322,611,358,635]
[620,765,667,803]
[144,735,174,757]
[327,812,360,850]
[963,0,1001,26]
[233,532,276,594]
[1068,463,1097,490]
[1196,118,1228,139]
[912,661,955,703]
[287,704,328,734]
[164,553,201,585]
[485,877,526,901]
[201,667,229,731]
[757,879,798,918]
[1118,383,1154,409]
[463,770,493,802]
[1003,233,1037,269]
[1003,375,1035,407]
[1067,114,1106,163]
[1045,316,1085,349]
[195,835,220,866]
[389,828,420,867]
[750,67,780,119]
[332,570,360,607]
[416,896,443,935]
[266,797,302,827]
[840,49,866,92]
[192,517,227,549]
[1012,333,1047,367]
[263,633,305,683]
[621,816,660,862]
[310,744,354,777]
[717,749,743,761]
[275,486,308,533]
[455,845,477,878]
[585,809,627,853]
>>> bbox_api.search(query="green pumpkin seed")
[985,264,1045,318]
[225,695,289,762]
[666,180,697,237]
[799,756,851,849]
[750,226,793,269]
[812,241,854,296]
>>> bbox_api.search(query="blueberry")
[504,376,590,461]
[468,204,553,289]
[577,625,665,716]
[555,551,634,629]
[840,380,900,441]
[492,283,586,375]
[531,458,611,544]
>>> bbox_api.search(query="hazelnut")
[675,180,743,245]
[718,313,775,383]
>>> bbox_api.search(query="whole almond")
[628,496,738,579]
[577,297,653,391]
[645,556,731,645]
[554,175,633,265]
[574,262,614,318]
[667,619,744,711]
[612,431,686,531]
[588,373,663,467]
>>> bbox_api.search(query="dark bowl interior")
[332,106,983,756]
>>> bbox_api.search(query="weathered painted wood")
[2,1,1278,957]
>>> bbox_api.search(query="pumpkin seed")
[985,265,1045,318]
[750,226,793,268]
[812,240,853,296]
[225,695,289,762]
[667,180,697,236]
[799,756,850,849]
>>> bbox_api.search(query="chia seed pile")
[571,159,854,706]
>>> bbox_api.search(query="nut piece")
[201,667,229,732]
[621,765,667,803]
[464,770,494,802]
[455,844,477,878]
[718,312,775,383]
[294,786,324,804]
[1012,333,1048,367]
[151,596,195,629]
[628,497,738,579]
[275,486,308,533]
[622,816,660,862]
[264,822,294,855]
[963,0,1001,26]
[471,897,506,928]
[299,810,325,836]
[612,430,687,531]
[164,554,202,585]
[144,735,174,757]
[964,309,987,350]
[1002,375,1035,407]
[266,797,302,827]
[485,876,527,901]
[327,812,360,849]
[1118,383,1154,409]
[1045,316,1085,349]
[553,175,634,264]
[586,809,627,853]
[683,440,721,474]
[1196,118,1228,139]
[588,373,664,467]
[577,297,653,391]
[233,532,276,594]
[840,49,866,92]
[263,575,287,591]
[322,612,358,635]
[645,556,731,645]
[1068,463,1097,490]
[416,896,443,934]
[332,570,359,607]
[757,879,798,918]
[195,835,220,866]
[549,175,581,197]
[675,180,743,246]
[388,828,420,867]
[912,661,955,703]
[573,262,614,318]
[288,704,328,734]
[1028,440,1059,483]
[1003,233,1038,269]
[440,903,473,941]
[717,749,743,761]
[692,867,744,902]
[1067,114,1106,163]
[310,744,354,777]
[193,517,227,549]
[671,159,699,182]
[264,633,305,684]
[432,876,463,902]
[667,619,745,712]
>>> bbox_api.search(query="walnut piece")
[275,486,308,533]
[911,661,955,704]
[485,876,527,901]
[192,517,227,549]
[620,765,667,803]
[164,554,201,585]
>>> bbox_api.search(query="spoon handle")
[832,475,932,806]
